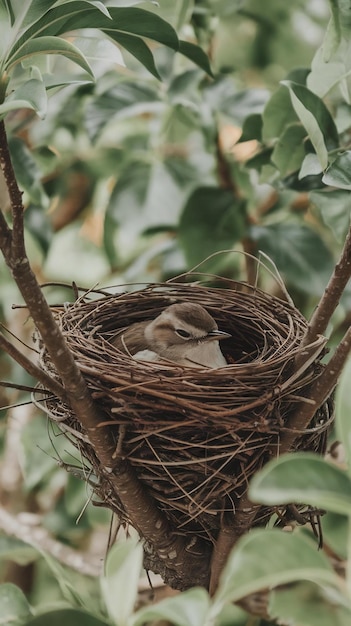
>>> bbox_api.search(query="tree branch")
[280,324,351,451]
[0,332,66,400]
[301,222,351,348]
[0,120,210,585]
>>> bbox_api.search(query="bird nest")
[39,280,333,546]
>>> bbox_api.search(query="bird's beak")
[206,329,231,341]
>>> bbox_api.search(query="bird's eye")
[175,328,191,339]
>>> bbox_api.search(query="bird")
[111,302,230,368]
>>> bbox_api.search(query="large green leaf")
[262,85,298,141]
[105,30,161,78]
[271,581,351,626]
[271,122,306,175]
[84,80,162,141]
[106,157,201,236]
[9,137,49,207]
[249,452,351,516]
[281,81,339,169]
[5,0,111,30]
[13,5,178,54]
[205,78,269,124]
[178,40,213,76]
[179,187,247,268]
[7,4,178,79]
[132,588,210,626]
[0,78,47,117]
[250,222,334,295]
[26,610,109,626]
[213,529,339,607]
[0,535,37,566]
[44,224,110,285]
[0,583,33,625]
[101,538,143,625]
[310,189,351,242]
[321,511,349,559]
[8,35,94,76]
[323,151,351,189]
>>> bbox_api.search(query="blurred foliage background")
[2,0,351,624]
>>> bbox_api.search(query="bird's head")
[144,302,230,357]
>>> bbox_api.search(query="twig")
[280,324,351,451]
[0,332,66,400]
[209,496,258,595]
[302,222,351,348]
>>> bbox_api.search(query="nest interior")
[41,281,333,545]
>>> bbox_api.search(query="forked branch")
[0,119,206,586]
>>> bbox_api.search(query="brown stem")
[0,332,66,400]
[302,223,351,348]
[280,324,351,452]
[209,498,258,595]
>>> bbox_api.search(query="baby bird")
[112,302,230,368]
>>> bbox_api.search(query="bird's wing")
[111,321,149,354]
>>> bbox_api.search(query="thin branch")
[302,222,351,348]
[280,324,351,452]
[0,332,66,400]
[209,495,259,595]
[0,122,24,260]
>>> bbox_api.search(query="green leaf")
[262,85,298,141]
[239,113,263,142]
[336,356,351,474]
[213,529,339,606]
[20,416,73,489]
[0,535,37,566]
[106,158,199,242]
[249,452,351,516]
[132,588,210,626]
[71,34,125,66]
[178,40,213,76]
[0,78,47,118]
[299,153,324,179]
[9,4,178,79]
[271,122,306,175]
[44,224,110,285]
[84,80,162,142]
[310,189,351,242]
[26,609,109,626]
[9,137,49,207]
[14,5,178,53]
[8,36,94,77]
[271,581,351,626]
[323,151,351,189]
[281,81,339,169]
[0,583,33,625]
[205,80,269,124]
[179,187,247,268]
[15,0,111,30]
[105,30,161,79]
[250,222,334,295]
[321,511,349,559]
[101,538,143,625]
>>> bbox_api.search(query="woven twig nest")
[40,280,333,545]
